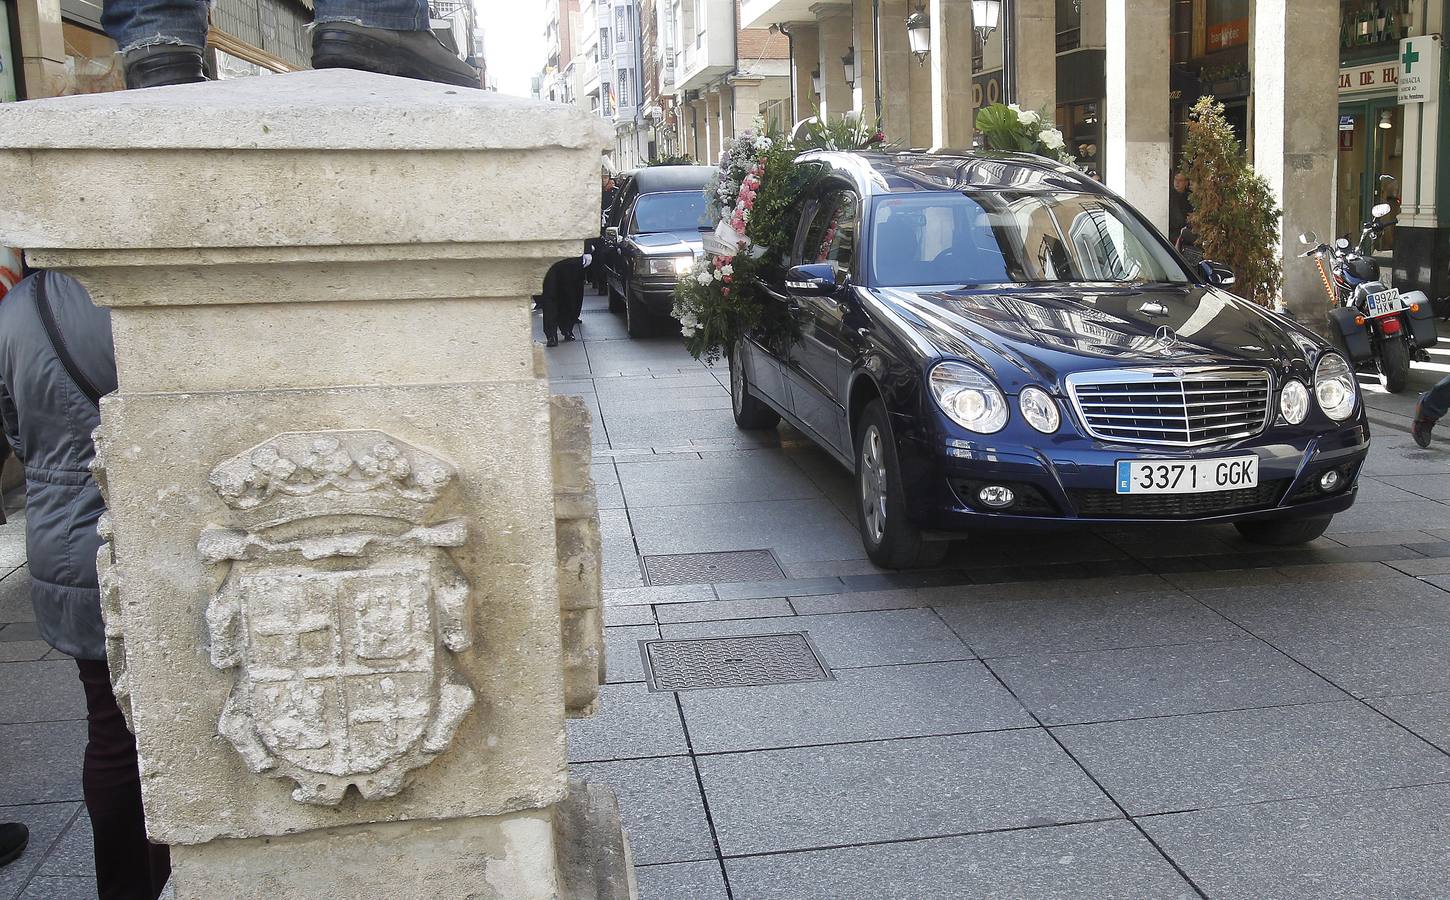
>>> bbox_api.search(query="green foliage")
[975,103,1074,164]
[792,108,888,152]
[1179,96,1283,306]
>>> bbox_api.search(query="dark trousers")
[76,660,170,900]
[1419,373,1450,423]
[541,257,585,342]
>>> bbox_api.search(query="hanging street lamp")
[811,68,822,95]
[843,47,857,87]
[906,2,930,63]
[972,0,1001,43]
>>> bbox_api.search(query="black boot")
[312,23,480,87]
[0,822,28,868]
[121,45,206,90]
[1413,416,1436,448]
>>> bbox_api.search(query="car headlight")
[1314,353,1358,421]
[635,256,693,277]
[929,362,1008,433]
[1019,386,1060,434]
[1280,379,1309,425]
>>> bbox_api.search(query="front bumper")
[629,277,683,316]
[899,420,1371,532]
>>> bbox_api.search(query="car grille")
[1069,480,1289,519]
[1067,368,1272,447]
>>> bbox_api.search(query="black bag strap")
[32,272,103,408]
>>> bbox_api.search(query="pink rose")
[722,287,730,297]
[723,274,733,283]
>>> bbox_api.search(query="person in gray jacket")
[0,271,169,899]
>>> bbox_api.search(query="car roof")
[797,150,1105,197]
[630,164,716,194]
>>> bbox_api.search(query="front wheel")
[729,343,781,430]
[1380,337,1412,393]
[1235,515,1333,546]
[854,400,952,569]
[625,288,654,338]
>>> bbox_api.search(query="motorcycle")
[1298,200,1437,393]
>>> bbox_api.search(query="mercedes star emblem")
[1154,325,1180,349]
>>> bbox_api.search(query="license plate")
[1367,288,1404,317]
[1116,457,1259,495]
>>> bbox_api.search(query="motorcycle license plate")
[1116,457,1259,495]
[1367,288,1404,317]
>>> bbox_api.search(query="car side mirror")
[784,263,846,295]
[1199,260,1236,287]
[1298,231,1318,246]
[604,226,620,242]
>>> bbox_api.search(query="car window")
[800,189,860,275]
[630,192,709,234]
[869,191,1191,288]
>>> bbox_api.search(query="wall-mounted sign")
[1398,34,1441,104]
[972,69,1004,109]
[1340,115,1357,132]
[1339,60,1399,95]
[1207,18,1249,52]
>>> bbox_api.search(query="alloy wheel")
[731,346,745,416]
[860,424,888,545]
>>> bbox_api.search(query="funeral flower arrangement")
[673,116,887,363]
[974,102,1075,166]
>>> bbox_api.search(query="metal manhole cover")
[639,633,833,692]
[642,550,785,586]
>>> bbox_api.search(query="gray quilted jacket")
[0,271,115,660]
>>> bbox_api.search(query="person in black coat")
[0,271,169,899]
[540,253,587,347]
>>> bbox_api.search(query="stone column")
[14,0,67,98]
[851,0,877,118]
[813,3,853,120]
[1255,0,1338,321]
[878,0,914,141]
[704,88,720,161]
[719,83,736,145]
[791,23,821,122]
[929,0,973,150]
[0,70,632,900]
[1105,0,1170,232]
[1013,0,1055,115]
[733,78,765,133]
[691,98,708,160]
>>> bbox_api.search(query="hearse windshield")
[869,191,1192,288]
[631,191,710,234]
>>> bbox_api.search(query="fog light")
[1319,469,1342,492]
[978,485,1016,508]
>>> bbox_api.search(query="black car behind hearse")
[600,164,715,337]
[729,151,1369,568]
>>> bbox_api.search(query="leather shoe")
[121,45,206,90]
[1413,416,1436,448]
[0,822,28,868]
[545,337,559,348]
[312,23,480,87]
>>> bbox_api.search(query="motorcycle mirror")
[1298,231,1318,246]
[1335,237,1352,250]
[1372,202,1393,219]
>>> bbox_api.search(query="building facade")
[674,0,791,165]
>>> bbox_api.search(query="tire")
[1380,338,1412,393]
[608,284,624,314]
[625,288,654,339]
[729,343,781,430]
[854,399,952,569]
[1235,515,1333,546]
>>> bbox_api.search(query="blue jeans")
[1418,372,1450,423]
[102,0,431,53]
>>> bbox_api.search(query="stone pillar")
[791,24,821,123]
[1013,0,1055,115]
[690,98,707,160]
[1105,0,1170,232]
[929,0,973,150]
[851,0,877,118]
[813,4,853,120]
[704,88,720,162]
[878,0,914,141]
[733,78,764,133]
[14,0,67,99]
[1255,0,1338,320]
[719,83,736,145]
[0,70,632,900]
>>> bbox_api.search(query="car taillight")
[1380,316,1403,335]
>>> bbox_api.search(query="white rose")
[1040,128,1066,151]
[720,264,733,277]
[696,271,714,285]
[1018,109,1040,126]
[1008,103,1022,114]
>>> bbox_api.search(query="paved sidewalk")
[4,290,1450,898]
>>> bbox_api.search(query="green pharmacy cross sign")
[1398,35,1441,105]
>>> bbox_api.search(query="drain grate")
[642,550,785,586]
[639,633,833,692]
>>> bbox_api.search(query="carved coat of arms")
[199,431,475,806]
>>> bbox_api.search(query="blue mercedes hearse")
[729,151,1369,568]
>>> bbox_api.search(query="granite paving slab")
[990,639,1347,725]
[1141,783,1450,900]
[788,589,924,616]
[918,573,1172,606]
[634,861,729,900]
[34,813,92,879]
[936,591,1245,658]
[0,642,53,663]
[1377,473,1450,500]
[600,508,645,590]
[573,756,717,866]
[628,499,865,565]
[605,584,716,607]
[0,660,85,724]
[0,568,31,624]
[18,877,96,900]
[604,625,659,684]
[603,604,656,627]
[697,730,1119,856]
[653,598,795,624]
[724,821,1196,900]
[1326,500,1450,534]
[0,623,40,643]
[0,802,81,900]
[678,660,1033,753]
[1187,576,1450,639]
[659,609,973,668]
[566,683,688,763]
[0,721,87,806]
[1270,625,1450,697]
[618,458,822,508]
[1055,701,1450,815]
[1350,477,1430,502]
[1367,691,1450,752]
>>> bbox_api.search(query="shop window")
[1340,0,1410,60]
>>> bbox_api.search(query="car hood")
[875,284,1321,381]
[629,230,706,256]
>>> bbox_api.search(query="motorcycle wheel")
[1381,338,1412,394]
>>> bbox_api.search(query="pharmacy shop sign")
[1399,34,1441,104]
